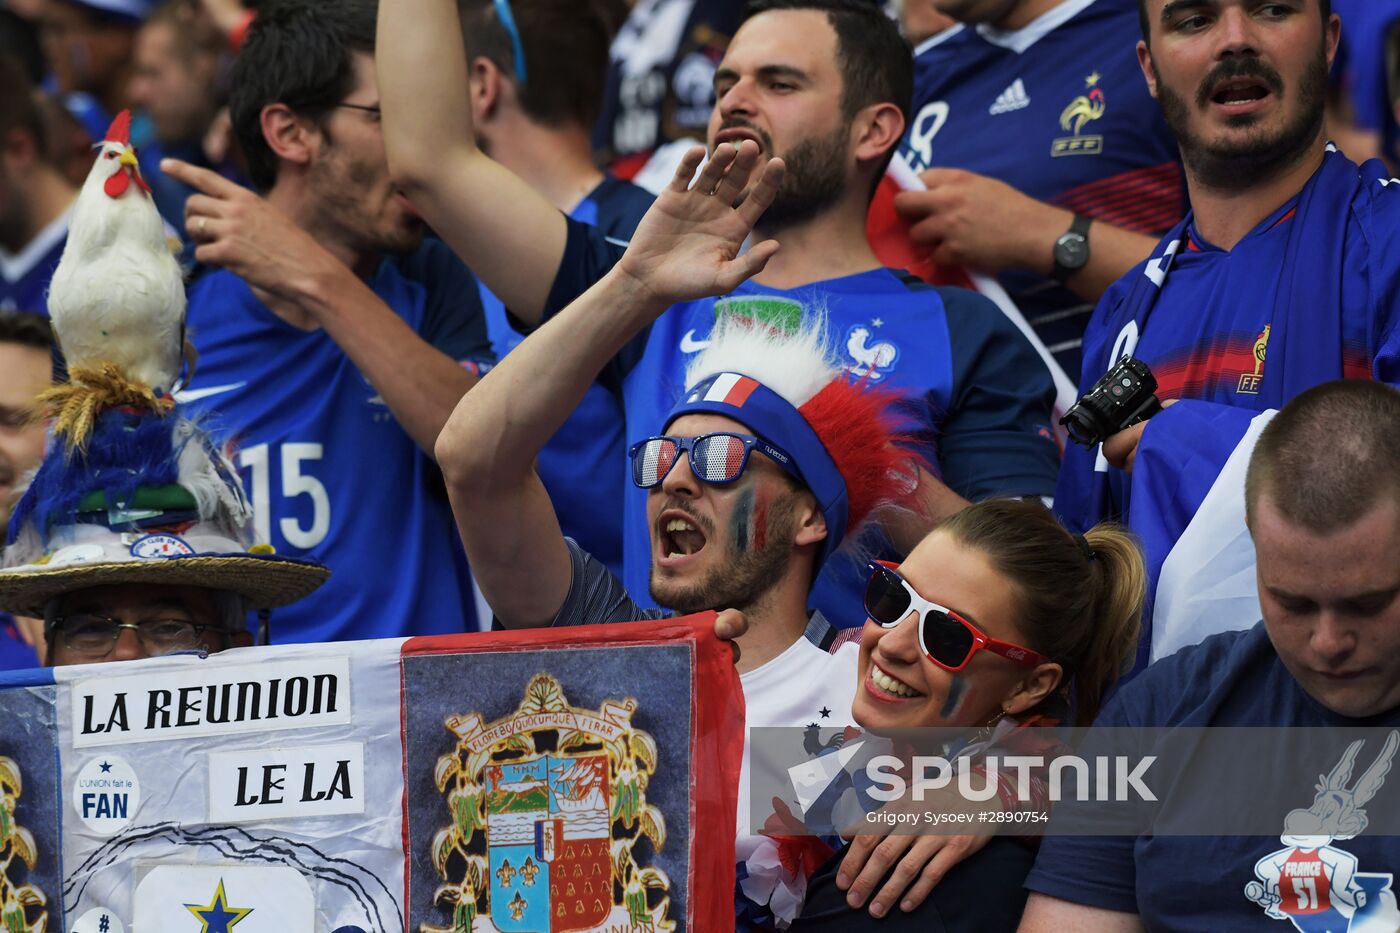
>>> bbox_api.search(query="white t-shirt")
[737,637,860,925]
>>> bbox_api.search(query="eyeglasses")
[864,560,1049,672]
[52,613,230,659]
[493,0,529,83]
[629,432,799,488]
[334,102,382,121]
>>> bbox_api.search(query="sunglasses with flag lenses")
[864,560,1049,672]
[629,433,798,488]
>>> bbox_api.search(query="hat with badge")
[0,409,328,619]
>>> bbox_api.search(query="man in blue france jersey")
[379,0,1060,629]
[1055,0,1400,669]
[1020,380,1400,933]
[891,0,1187,378]
[458,0,654,577]
[0,57,80,316]
[160,0,492,644]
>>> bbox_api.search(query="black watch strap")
[1052,213,1093,284]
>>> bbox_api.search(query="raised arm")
[376,0,566,323]
[435,143,783,628]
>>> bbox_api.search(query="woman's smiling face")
[852,530,1040,733]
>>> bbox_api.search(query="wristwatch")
[1052,214,1093,284]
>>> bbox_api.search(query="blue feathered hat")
[0,407,328,618]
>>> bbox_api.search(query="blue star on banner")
[185,879,253,933]
[99,761,112,773]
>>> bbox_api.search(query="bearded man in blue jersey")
[160,0,494,644]
[1054,0,1400,670]
[380,0,1061,636]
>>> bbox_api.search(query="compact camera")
[1060,355,1163,449]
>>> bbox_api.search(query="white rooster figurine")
[45,109,187,446]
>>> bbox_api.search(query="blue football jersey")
[183,240,494,643]
[479,175,654,576]
[543,220,1060,626]
[1057,157,1400,536]
[0,210,69,315]
[900,0,1185,377]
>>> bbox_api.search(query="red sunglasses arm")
[982,636,1050,668]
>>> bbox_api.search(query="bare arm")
[1018,894,1145,933]
[884,467,968,554]
[168,158,476,456]
[436,143,783,628]
[893,169,1161,303]
[376,0,566,323]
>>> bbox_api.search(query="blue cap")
[664,372,848,573]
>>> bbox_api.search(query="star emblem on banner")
[99,761,112,773]
[185,879,253,933]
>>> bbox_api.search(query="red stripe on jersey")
[1052,162,1186,234]
[1343,349,1374,381]
[1152,339,1263,399]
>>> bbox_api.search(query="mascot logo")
[423,675,673,933]
[1052,72,1107,157]
[0,757,47,933]
[1245,731,1400,932]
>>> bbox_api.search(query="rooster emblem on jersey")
[845,326,898,380]
[44,110,189,447]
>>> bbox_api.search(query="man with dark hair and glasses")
[156,0,495,645]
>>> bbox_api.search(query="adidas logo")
[989,79,1030,115]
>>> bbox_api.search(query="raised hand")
[615,140,785,309]
[164,157,339,307]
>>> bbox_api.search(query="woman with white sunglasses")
[790,498,1146,932]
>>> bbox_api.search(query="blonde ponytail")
[939,500,1146,726]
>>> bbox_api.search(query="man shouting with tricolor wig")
[436,141,926,927]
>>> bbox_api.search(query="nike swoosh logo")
[679,330,710,353]
[174,381,248,403]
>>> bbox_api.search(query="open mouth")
[658,512,708,562]
[1209,77,1272,108]
[867,662,925,700]
[713,127,766,153]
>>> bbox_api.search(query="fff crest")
[423,675,674,933]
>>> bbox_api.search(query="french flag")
[696,373,760,407]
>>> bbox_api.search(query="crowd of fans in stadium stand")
[3,0,1400,929]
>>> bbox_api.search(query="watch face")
[1055,233,1089,270]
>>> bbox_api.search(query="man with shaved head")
[1021,379,1400,931]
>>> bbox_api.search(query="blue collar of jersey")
[664,373,848,574]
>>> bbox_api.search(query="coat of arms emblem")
[422,674,673,932]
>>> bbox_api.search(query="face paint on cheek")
[753,491,768,550]
[732,487,755,553]
[940,674,969,721]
